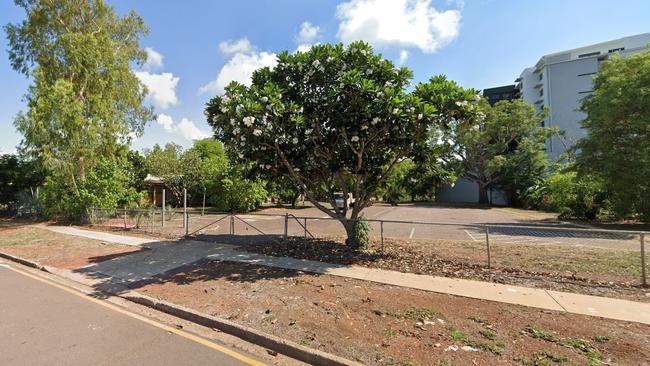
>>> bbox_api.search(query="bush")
[529,171,605,220]
[41,158,145,222]
[210,175,268,213]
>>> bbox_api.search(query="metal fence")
[90,207,649,287]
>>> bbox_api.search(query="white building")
[517,33,650,160]
[436,33,650,204]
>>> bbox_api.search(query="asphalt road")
[0,263,265,366]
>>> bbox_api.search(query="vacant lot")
[138,260,650,366]
[0,225,144,269]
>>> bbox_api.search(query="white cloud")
[296,22,321,44]
[143,47,164,71]
[336,0,461,53]
[135,71,180,110]
[219,38,254,54]
[176,118,210,141]
[156,113,210,141]
[199,50,277,95]
[399,50,409,64]
[156,113,174,131]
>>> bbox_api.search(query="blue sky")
[1,0,649,154]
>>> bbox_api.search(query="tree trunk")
[341,219,360,249]
[478,184,490,205]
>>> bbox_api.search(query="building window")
[578,90,593,94]
[608,47,624,53]
[539,89,544,97]
[577,72,597,77]
[578,51,600,58]
[538,73,543,81]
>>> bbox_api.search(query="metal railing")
[90,207,649,287]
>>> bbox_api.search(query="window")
[608,47,624,53]
[577,72,597,77]
[578,51,600,58]
[578,90,593,95]
[538,73,543,81]
[539,89,544,97]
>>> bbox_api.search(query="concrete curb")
[0,252,363,366]
[123,292,363,366]
[0,252,50,273]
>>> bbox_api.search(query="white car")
[333,192,354,209]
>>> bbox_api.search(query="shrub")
[351,216,371,250]
[530,171,606,220]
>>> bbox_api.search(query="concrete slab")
[39,225,650,325]
[548,290,650,324]
[42,225,157,246]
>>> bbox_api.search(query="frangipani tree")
[205,42,437,248]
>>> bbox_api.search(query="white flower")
[240,141,245,146]
[292,137,299,144]
[385,81,393,87]
[260,146,267,151]
[204,110,209,117]
[361,125,368,130]
[253,129,262,136]
[233,127,240,135]
[238,153,244,159]
[236,104,243,112]
[327,56,333,62]
[243,116,254,127]
[230,118,235,126]
[240,136,246,141]
[265,164,271,169]
[372,117,380,125]
[312,59,321,68]
[455,100,469,107]
[261,96,268,102]
[418,113,423,120]
[212,116,219,122]
[305,128,312,135]
[351,135,359,142]
[393,108,399,114]
[220,106,228,113]
[294,167,301,172]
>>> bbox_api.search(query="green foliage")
[0,154,46,212]
[211,168,268,212]
[529,170,605,220]
[5,0,152,221]
[41,158,144,221]
[426,90,558,205]
[378,160,413,205]
[205,42,440,247]
[576,49,650,221]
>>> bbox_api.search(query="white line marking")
[0,264,11,269]
[409,227,415,239]
[464,230,480,242]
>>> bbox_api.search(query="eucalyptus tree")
[206,42,439,248]
[5,0,152,218]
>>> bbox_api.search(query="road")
[0,262,265,366]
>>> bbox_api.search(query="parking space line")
[409,227,415,239]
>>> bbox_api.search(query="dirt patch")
[137,260,650,366]
[242,237,650,302]
[0,226,144,269]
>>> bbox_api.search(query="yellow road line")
[5,265,266,366]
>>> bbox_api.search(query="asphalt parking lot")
[179,203,641,251]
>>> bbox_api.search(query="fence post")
[304,218,307,238]
[161,189,166,227]
[641,233,647,287]
[284,213,289,240]
[183,188,187,229]
[123,207,127,230]
[380,220,385,255]
[485,225,491,269]
[185,212,189,237]
[230,215,235,235]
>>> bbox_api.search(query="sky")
[1,0,649,154]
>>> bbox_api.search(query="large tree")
[205,42,438,248]
[575,49,650,221]
[436,95,557,205]
[5,0,152,219]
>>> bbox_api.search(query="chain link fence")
[90,207,649,287]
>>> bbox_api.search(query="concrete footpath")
[41,225,650,325]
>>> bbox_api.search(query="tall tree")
[206,42,439,248]
[576,49,650,221]
[5,0,153,218]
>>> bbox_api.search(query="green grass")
[479,329,497,340]
[384,327,398,339]
[393,307,439,320]
[524,325,603,365]
[468,315,491,326]
[592,335,610,343]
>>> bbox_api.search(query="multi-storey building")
[517,33,650,160]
